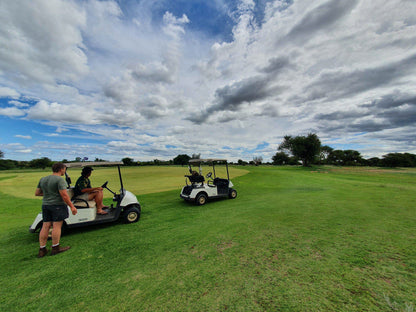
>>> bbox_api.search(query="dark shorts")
[42,205,69,222]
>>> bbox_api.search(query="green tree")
[0,150,4,158]
[343,150,364,166]
[328,150,364,166]
[367,157,380,167]
[328,150,345,165]
[253,156,263,166]
[381,153,416,167]
[237,159,248,166]
[278,133,321,167]
[272,152,289,165]
[122,157,135,166]
[173,154,191,166]
[29,157,52,169]
[319,145,333,164]
[0,159,18,170]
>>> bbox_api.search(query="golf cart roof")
[189,159,228,164]
[64,161,123,168]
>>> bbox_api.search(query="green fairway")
[0,165,249,199]
[0,166,415,311]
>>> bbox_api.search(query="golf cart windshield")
[188,159,230,180]
[64,161,125,194]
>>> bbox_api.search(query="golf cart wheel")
[229,189,237,199]
[124,206,141,223]
[196,193,207,206]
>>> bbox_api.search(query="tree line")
[1,137,415,170]
[0,153,201,170]
[272,133,416,167]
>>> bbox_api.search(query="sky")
[0,0,415,162]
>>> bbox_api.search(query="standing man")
[35,162,77,257]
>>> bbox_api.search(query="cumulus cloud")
[0,106,26,117]
[0,0,87,86]
[1,0,416,161]
[26,101,93,124]
[0,87,20,99]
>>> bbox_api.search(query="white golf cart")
[180,159,237,205]
[29,161,141,234]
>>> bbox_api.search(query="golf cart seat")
[67,188,97,209]
[186,175,205,183]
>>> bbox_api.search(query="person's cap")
[82,166,94,174]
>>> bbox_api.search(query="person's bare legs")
[38,221,66,256]
[88,190,107,213]
[51,221,63,245]
[39,221,52,247]
[49,220,71,255]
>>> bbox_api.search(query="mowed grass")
[0,166,415,311]
[0,165,249,199]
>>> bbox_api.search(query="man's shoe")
[51,245,71,256]
[37,247,49,258]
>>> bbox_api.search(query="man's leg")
[50,221,71,255]
[51,221,63,246]
[38,221,52,257]
[39,221,52,247]
[88,191,107,213]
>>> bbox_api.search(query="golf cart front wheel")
[124,206,141,223]
[229,189,237,199]
[196,193,207,206]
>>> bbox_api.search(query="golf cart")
[29,161,141,234]
[180,159,237,205]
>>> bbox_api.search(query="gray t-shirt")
[37,175,67,205]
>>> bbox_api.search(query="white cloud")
[0,87,20,98]
[0,106,26,117]
[0,143,32,154]
[26,100,93,124]
[1,0,416,161]
[15,135,32,139]
[0,0,87,86]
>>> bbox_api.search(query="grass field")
[0,166,415,311]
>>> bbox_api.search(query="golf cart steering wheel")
[206,172,215,186]
[101,181,108,189]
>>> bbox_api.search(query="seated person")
[187,170,204,183]
[73,166,108,215]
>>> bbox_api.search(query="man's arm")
[77,177,102,193]
[81,187,103,193]
[35,188,43,196]
[59,189,78,215]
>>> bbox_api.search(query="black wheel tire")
[196,193,207,206]
[229,189,237,199]
[124,206,141,223]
